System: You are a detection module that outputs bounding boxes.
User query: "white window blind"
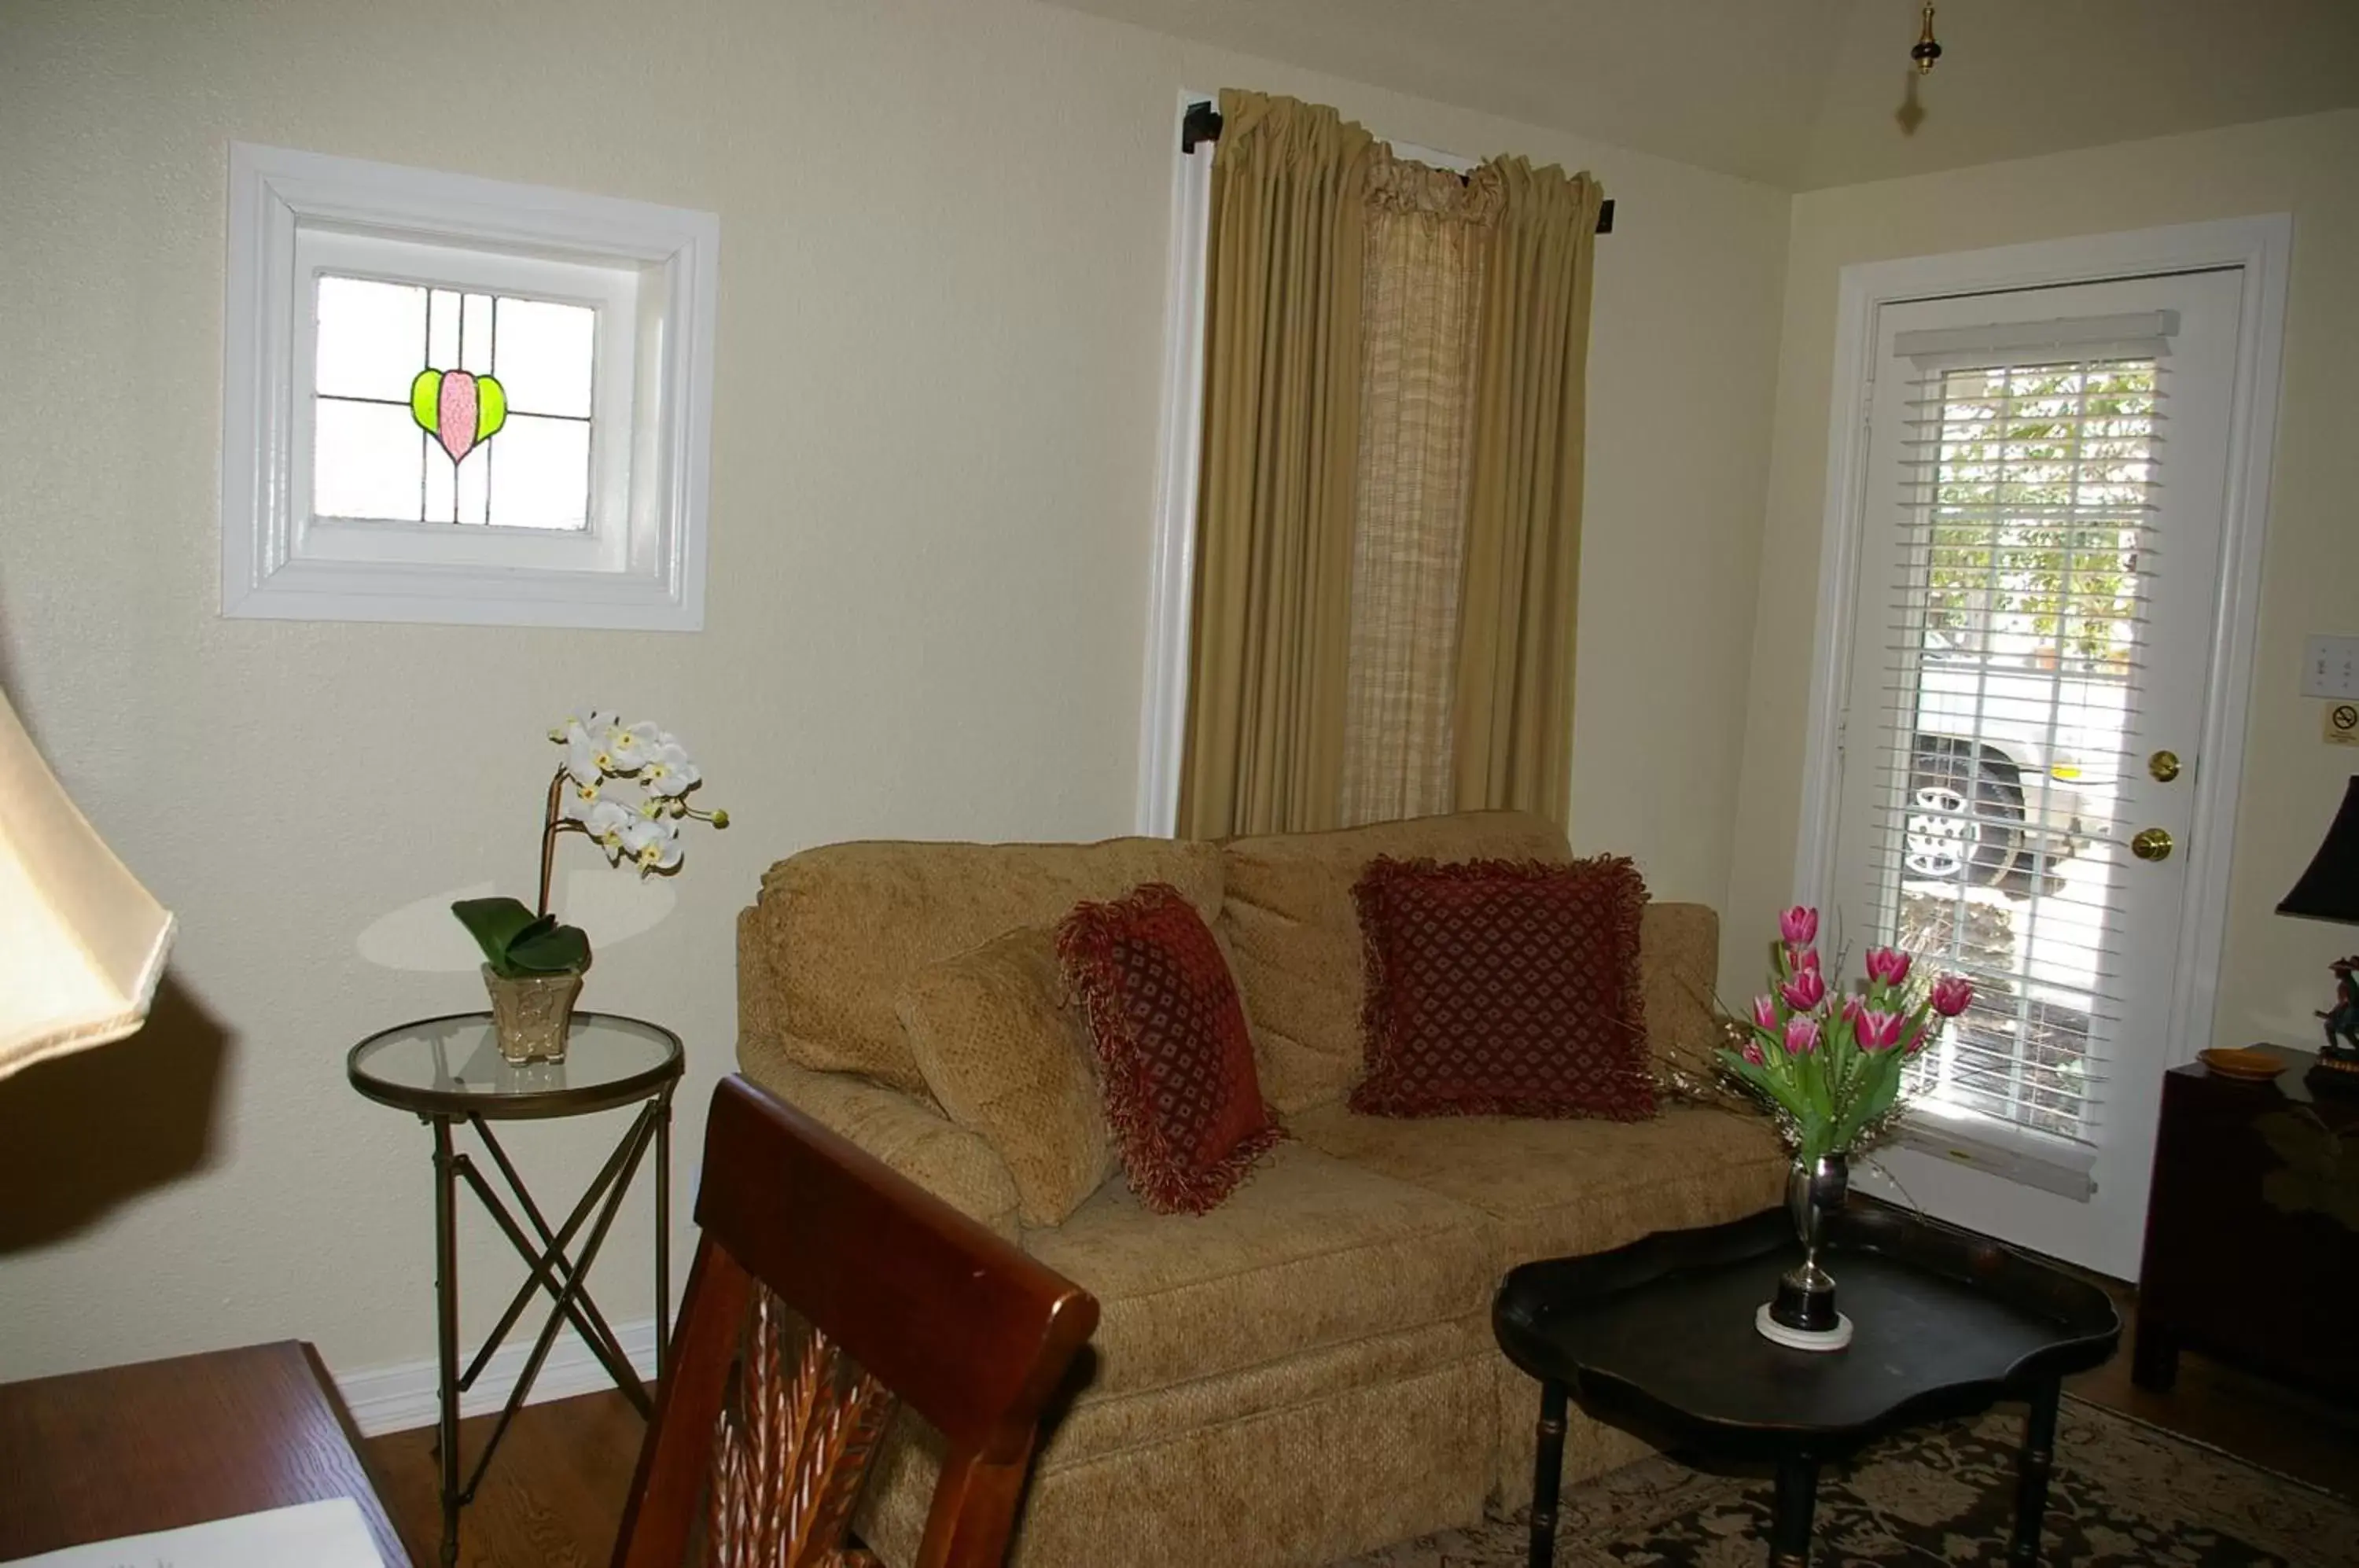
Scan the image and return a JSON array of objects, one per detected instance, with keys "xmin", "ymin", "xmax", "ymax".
[{"xmin": 1864, "ymin": 315, "xmax": 2173, "ymax": 1191}]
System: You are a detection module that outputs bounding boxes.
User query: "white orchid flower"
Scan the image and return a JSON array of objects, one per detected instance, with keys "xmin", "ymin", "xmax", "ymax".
[
  {"xmin": 562, "ymin": 769, "xmax": 643, "ymax": 826},
  {"xmin": 582, "ymin": 798, "xmax": 635, "ymax": 863},
  {"xmin": 560, "ymin": 775, "xmax": 600, "ymax": 824},
  {"xmin": 562, "ymin": 723, "xmax": 609, "ymax": 788},
  {"xmin": 535, "ymin": 711, "xmax": 719, "ymax": 886},
  {"xmin": 551, "ymin": 709, "xmax": 627, "ymax": 787},
  {"xmin": 548, "ymin": 707, "xmax": 613, "ymax": 744},
  {"xmin": 619, "ymin": 814, "xmax": 683, "ymax": 874},
  {"xmin": 639, "ymin": 737, "xmax": 702, "ymax": 798},
  {"xmin": 602, "ymin": 719, "xmax": 661, "ymax": 774}
]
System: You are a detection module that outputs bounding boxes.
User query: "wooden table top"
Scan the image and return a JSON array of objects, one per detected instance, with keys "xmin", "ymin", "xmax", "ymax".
[{"xmin": 0, "ymin": 1340, "xmax": 410, "ymax": 1566}]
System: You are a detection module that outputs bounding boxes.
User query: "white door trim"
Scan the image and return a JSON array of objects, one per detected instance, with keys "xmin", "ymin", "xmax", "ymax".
[
  {"xmin": 1793, "ymin": 215, "xmax": 2292, "ymax": 1080},
  {"xmin": 1135, "ymin": 91, "xmax": 1216, "ymax": 836}
]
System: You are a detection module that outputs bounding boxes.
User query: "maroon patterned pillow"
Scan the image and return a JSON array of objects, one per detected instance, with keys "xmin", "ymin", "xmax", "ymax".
[
  {"xmin": 1350, "ymin": 856, "xmax": 1655, "ymax": 1121},
  {"xmin": 1056, "ymin": 883, "xmax": 1285, "ymax": 1214}
]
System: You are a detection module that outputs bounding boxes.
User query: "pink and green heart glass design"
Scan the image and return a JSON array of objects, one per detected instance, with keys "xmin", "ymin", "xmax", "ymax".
[{"xmin": 410, "ymin": 368, "xmax": 508, "ymax": 463}]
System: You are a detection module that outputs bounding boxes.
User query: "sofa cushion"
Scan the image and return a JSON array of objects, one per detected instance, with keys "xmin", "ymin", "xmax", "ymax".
[
  {"xmin": 1217, "ymin": 810, "xmax": 1570, "ymax": 1113},
  {"xmin": 741, "ymin": 836, "xmax": 1224, "ymax": 1095},
  {"xmin": 1286, "ymin": 1099, "xmax": 1787, "ymax": 1270},
  {"xmin": 1056, "ymin": 883, "xmax": 1283, "ymax": 1215},
  {"xmin": 1351, "ymin": 855, "xmax": 1655, "ymax": 1121},
  {"xmin": 1023, "ymin": 1141, "xmax": 1493, "ymax": 1399},
  {"xmin": 897, "ymin": 923, "xmax": 1114, "ymax": 1228}
]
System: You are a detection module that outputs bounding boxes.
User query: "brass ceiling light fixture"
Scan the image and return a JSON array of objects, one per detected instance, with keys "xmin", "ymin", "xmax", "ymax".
[{"xmin": 1912, "ymin": 2, "xmax": 1944, "ymax": 73}]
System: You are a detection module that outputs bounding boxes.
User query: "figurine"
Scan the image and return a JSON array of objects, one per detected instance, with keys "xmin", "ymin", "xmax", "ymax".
[{"xmin": 2321, "ymin": 956, "xmax": 2359, "ymax": 1062}]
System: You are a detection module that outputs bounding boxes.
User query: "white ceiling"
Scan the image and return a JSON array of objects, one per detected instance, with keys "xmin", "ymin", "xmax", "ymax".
[{"xmin": 1042, "ymin": 0, "xmax": 2359, "ymax": 189}]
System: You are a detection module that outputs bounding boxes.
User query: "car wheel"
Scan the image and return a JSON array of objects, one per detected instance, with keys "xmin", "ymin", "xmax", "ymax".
[{"xmin": 1903, "ymin": 751, "xmax": 2023, "ymax": 886}]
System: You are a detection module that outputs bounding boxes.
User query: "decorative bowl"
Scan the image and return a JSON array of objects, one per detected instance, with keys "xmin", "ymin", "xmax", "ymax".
[{"xmin": 2198, "ymin": 1045, "xmax": 2287, "ymax": 1082}]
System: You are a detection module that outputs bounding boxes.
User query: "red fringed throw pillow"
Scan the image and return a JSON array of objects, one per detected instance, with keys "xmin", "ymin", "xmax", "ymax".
[
  {"xmin": 1350, "ymin": 856, "xmax": 1656, "ymax": 1121},
  {"xmin": 1056, "ymin": 882, "xmax": 1284, "ymax": 1214}
]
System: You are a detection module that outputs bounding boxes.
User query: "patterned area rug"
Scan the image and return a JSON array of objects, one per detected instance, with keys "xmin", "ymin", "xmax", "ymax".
[{"xmin": 1335, "ymin": 1398, "xmax": 2359, "ymax": 1566}]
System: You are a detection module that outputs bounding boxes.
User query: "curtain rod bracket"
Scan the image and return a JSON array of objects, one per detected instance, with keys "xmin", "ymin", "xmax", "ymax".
[
  {"xmin": 1181, "ymin": 101, "xmax": 1223, "ymax": 154},
  {"xmin": 1179, "ymin": 101, "xmax": 1614, "ymax": 234}
]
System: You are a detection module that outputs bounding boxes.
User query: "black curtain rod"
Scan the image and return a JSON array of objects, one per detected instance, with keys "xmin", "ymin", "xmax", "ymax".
[{"xmin": 1180, "ymin": 102, "xmax": 1614, "ymax": 235}]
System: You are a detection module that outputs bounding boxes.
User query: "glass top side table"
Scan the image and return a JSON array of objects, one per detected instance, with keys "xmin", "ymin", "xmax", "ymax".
[{"xmin": 348, "ymin": 1010, "xmax": 683, "ymax": 1566}]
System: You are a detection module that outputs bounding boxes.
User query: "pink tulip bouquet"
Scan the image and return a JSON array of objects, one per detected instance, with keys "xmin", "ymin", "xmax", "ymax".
[{"xmin": 1719, "ymin": 906, "xmax": 1975, "ymax": 1163}]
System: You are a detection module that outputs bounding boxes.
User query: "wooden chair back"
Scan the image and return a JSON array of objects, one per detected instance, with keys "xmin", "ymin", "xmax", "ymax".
[{"xmin": 612, "ymin": 1075, "xmax": 1099, "ymax": 1568}]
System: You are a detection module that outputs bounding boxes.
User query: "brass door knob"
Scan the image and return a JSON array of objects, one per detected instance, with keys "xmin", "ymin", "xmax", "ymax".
[
  {"xmin": 2131, "ymin": 827, "xmax": 2174, "ymax": 862},
  {"xmin": 2150, "ymin": 749, "xmax": 2181, "ymax": 783}
]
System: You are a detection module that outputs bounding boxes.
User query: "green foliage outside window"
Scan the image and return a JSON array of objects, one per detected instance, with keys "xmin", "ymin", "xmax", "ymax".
[{"xmin": 1919, "ymin": 361, "xmax": 2155, "ymax": 672}]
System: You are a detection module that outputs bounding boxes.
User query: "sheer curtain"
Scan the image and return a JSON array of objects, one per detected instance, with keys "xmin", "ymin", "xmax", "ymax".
[{"xmin": 1338, "ymin": 153, "xmax": 1501, "ymax": 826}]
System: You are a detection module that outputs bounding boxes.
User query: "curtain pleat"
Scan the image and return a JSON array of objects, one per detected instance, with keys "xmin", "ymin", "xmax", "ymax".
[
  {"xmin": 1452, "ymin": 157, "xmax": 1603, "ymax": 830},
  {"xmin": 1338, "ymin": 154, "xmax": 1500, "ymax": 827},
  {"xmin": 1176, "ymin": 90, "xmax": 1375, "ymax": 840}
]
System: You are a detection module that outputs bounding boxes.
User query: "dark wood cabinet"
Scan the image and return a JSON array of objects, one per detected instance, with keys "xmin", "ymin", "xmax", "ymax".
[{"xmin": 2134, "ymin": 1045, "xmax": 2359, "ymax": 1401}]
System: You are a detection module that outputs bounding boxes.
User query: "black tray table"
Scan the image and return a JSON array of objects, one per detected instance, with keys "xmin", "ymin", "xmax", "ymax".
[{"xmin": 1492, "ymin": 1204, "xmax": 2120, "ymax": 1566}]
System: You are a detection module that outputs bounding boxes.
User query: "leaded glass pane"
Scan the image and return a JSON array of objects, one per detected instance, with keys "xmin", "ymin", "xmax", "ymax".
[
  {"xmin": 427, "ymin": 288, "xmax": 462, "ymax": 367},
  {"xmin": 316, "ymin": 277, "xmax": 427, "ymax": 401},
  {"xmin": 315, "ymin": 399, "xmax": 424, "ymax": 521},
  {"xmin": 494, "ymin": 297, "xmax": 595, "ymax": 417},
  {"xmin": 488, "ymin": 414, "xmax": 592, "ymax": 530}
]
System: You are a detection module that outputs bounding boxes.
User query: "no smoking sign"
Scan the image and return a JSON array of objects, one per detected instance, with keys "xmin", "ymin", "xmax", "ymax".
[{"xmin": 2329, "ymin": 703, "xmax": 2359, "ymax": 746}]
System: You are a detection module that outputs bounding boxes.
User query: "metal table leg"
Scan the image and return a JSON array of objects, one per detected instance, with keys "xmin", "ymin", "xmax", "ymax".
[
  {"xmin": 655, "ymin": 1085, "xmax": 672, "ymax": 1383},
  {"xmin": 430, "ymin": 1116, "xmax": 462, "ymax": 1567},
  {"xmin": 421, "ymin": 1094, "xmax": 668, "ymax": 1566},
  {"xmin": 1527, "ymin": 1378, "xmax": 1569, "ymax": 1568},
  {"xmin": 2009, "ymin": 1378, "xmax": 2061, "ymax": 1566},
  {"xmin": 1768, "ymin": 1456, "xmax": 1818, "ymax": 1567}
]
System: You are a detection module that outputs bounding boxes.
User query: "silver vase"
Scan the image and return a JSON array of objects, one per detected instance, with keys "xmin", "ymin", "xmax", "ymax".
[{"xmin": 1770, "ymin": 1152, "xmax": 1849, "ymax": 1333}]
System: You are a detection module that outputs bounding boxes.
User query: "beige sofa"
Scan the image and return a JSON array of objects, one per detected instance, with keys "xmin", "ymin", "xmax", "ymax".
[{"xmin": 737, "ymin": 809, "xmax": 1784, "ymax": 1568}]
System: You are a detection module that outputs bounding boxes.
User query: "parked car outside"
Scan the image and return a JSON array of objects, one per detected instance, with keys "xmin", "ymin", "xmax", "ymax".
[{"xmin": 1903, "ymin": 637, "xmax": 2122, "ymax": 892}]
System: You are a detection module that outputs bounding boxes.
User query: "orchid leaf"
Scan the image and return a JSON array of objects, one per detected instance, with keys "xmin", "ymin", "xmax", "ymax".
[
  {"xmin": 507, "ymin": 921, "xmax": 591, "ymax": 974},
  {"xmin": 452, "ymin": 897, "xmax": 540, "ymax": 966},
  {"xmin": 451, "ymin": 896, "xmax": 591, "ymax": 977}
]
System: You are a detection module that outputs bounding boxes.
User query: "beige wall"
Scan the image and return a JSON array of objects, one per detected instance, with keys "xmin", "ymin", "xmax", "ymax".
[
  {"xmin": 1724, "ymin": 109, "xmax": 2359, "ymax": 1051},
  {"xmin": 0, "ymin": 0, "xmax": 1786, "ymax": 1383}
]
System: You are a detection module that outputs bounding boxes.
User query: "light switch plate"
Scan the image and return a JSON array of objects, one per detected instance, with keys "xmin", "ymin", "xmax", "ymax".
[{"xmin": 2302, "ymin": 635, "xmax": 2359, "ymax": 699}]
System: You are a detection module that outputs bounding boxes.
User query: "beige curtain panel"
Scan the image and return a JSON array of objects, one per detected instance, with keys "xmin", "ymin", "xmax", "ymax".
[
  {"xmin": 1176, "ymin": 90, "xmax": 1374, "ymax": 841},
  {"xmin": 1453, "ymin": 158, "xmax": 1604, "ymax": 829},
  {"xmin": 1338, "ymin": 153, "xmax": 1502, "ymax": 828},
  {"xmin": 1180, "ymin": 94, "xmax": 1602, "ymax": 839}
]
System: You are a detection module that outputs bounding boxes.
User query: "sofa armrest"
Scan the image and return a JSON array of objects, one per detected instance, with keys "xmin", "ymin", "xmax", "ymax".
[
  {"xmin": 1643, "ymin": 902, "xmax": 1725, "ymax": 1080},
  {"xmin": 736, "ymin": 1049, "xmax": 1023, "ymax": 1240}
]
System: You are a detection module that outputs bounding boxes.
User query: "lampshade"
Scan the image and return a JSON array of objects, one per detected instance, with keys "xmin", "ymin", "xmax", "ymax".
[
  {"xmin": 0, "ymin": 686, "xmax": 175, "ymax": 1080},
  {"xmin": 2278, "ymin": 775, "xmax": 2359, "ymax": 926}
]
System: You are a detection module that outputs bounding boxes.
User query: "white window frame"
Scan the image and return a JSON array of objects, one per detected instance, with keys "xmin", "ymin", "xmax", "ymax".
[
  {"xmin": 1135, "ymin": 91, "xmax": 1216, "ymax": 835},
  {"xmin": 222, "ymin": 142, "xmax": 719, "ymax": 630},
  {"xmin": 1793, "ymin": 216, "xmax": 2293, "ymax": 1157}
]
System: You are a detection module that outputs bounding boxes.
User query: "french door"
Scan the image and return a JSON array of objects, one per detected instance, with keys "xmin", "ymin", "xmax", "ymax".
[{"xmin": 1827, "ymin": 267, "xmax": 2244, "ymax": 1279}]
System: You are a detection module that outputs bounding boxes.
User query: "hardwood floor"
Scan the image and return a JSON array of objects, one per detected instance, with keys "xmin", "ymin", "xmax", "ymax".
[
  {"xmin": 364, "ymin": 1297, "xmax": 2359, "ymax": 1567},
  {"xmin": 2074, "ymin": 1279, "xmax": 2359, "ymax": 1500},
  {"xmin": 367, "ymin": 1390, "xmax": 645, "ymax": 1568}
]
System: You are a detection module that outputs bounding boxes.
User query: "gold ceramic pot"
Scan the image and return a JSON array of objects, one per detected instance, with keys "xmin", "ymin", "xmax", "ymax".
[{"xmin": 483, "ymin": 966, "xmax": 583, "ymax": 1064}]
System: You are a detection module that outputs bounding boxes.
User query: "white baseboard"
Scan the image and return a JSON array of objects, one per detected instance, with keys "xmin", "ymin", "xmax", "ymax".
[{"xmin": 335, "ymin": 1316, "xmax": 661, "ymax": 1437}]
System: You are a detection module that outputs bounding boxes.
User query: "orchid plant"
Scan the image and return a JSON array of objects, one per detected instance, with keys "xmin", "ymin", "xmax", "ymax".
[
  {"xmin": 451, "ymin": 711, "xmax": 728, "ymax": 978},
  {"xmin": 1717, "ymin": 906, "xmax": 1974, "ymax": 1163}
]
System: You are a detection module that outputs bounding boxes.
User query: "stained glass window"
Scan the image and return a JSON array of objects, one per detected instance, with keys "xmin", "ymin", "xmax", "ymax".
[{"xmin": 312, "ymin": 275, "xmax": 596, "ymax": 529}]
